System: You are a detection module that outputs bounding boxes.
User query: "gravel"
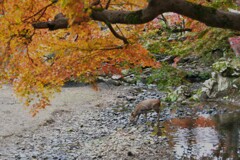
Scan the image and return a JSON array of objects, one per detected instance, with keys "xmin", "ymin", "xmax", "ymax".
[
  {"xmin": 0, "ymin": 83, "xmax": 174, "ymax": 160},
  {"xmin": 0, "ymin": 79, "xmax": 232, "ymax": 159}
]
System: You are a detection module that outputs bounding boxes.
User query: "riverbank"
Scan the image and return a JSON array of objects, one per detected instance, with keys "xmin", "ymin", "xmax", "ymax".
[
  {"xmin": 0, "ymin": 83, "xmax": 174, "ymax": 159},
  {"xmin": 0, "ymin": 69, "xmax": 239, "ymax": 159}
]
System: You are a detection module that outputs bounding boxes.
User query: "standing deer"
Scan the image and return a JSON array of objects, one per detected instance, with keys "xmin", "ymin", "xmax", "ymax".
[{"xmin": 129, "ymin": 99, "xmax": 161, "ymax": 124}]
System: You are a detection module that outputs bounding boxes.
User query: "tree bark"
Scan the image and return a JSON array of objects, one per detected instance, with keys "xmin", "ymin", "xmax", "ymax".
[{"xmin": 32, "ymin": 0, "xmax": 240, "ymax": 31}]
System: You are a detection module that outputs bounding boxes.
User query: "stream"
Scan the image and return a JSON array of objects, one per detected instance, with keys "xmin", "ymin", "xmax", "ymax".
[{"xmin": 162, "ymin": 105, "xmax": 240, "ymax": 159}]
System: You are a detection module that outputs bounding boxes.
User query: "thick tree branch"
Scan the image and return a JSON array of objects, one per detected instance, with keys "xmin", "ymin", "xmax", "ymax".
[
  {"xmin": 32, "ymin": 0, "xmax": 240, "ymax": 31},
  {"xmin": 168, "ymin": 0, "xmax": 240, "ymax": 30},
  {"xmin": 32, "ymin": 13, "xmax": 68, "ymax": 30},
  {"xmin": 91, "ymin": 0, "xmax": 240, "ymax": 30},
  {"xmin": 91, "ymin": 7, "xmax": 159, "ymax": 24}
]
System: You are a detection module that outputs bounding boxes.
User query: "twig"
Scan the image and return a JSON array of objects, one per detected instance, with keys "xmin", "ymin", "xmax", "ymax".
[
  {"xmin": 105, "ymin": 0, "xmax": 111, "ymax": 9},
  {"xmin": 99, "ymin": 45, "xmax": 124, "ymax": 50},
  {"xmin": 35, "ymin": 7, "xmax": 48, "ymax": 22},
  {"xmin": 23, "ymin": 2, "xmax": 56, "ymax": 22},
  {"xmin": 104, "ymin": 21, "xmax": 129, "ymax": 44},
  {"xmin": 159, "ymin": 14, "xmax": 169, "ymax": 28},
  {"xmin": 115, "ymin": 24, "xmax": 125, "ymax": 37},
  {"xmin": 171, "ymin": 28, "xmax": 192, "ymax": 33},
  {"xmin": 25, "ymin": 45, "xmax": 38, "ymax": 67}
]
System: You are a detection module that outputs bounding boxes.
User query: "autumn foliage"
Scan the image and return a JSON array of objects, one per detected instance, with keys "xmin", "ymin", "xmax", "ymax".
[
  {"xmin": 0, "ymin": 0, "xmax": 159, "ymax": 115},
  {"xmin": 0, "ymin": 0, "xmax": 239, "ymax": 115}
]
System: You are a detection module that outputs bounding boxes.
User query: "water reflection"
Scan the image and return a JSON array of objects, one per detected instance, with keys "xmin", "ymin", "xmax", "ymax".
[{"xmin": 163, "ymin": 112, "xmax": 240, "ymax": 159}]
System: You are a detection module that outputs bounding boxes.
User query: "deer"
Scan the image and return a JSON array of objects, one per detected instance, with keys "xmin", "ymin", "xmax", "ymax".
[{"xmin": 129, "ymin": 99, "xmax": 161, "ymax": 124}]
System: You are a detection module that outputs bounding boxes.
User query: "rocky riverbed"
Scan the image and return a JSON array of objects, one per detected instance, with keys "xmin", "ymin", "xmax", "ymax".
[
  {"xmin": 0, "ymin": 83, "xmax": 175, "ymax": 160},
  {"xmin": 1, "ymin": 80, "xmax": 239, "ymax": 159},
  {"xmin": 1, "ymin": 54, "xmax": 240, "ymax": 159}
]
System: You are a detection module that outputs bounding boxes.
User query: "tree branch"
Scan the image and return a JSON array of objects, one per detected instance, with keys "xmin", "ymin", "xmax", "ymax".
[
  {"xmin": 32, "ymin": 13, "xmax": 68, "ymax": 30},
  {"xmin": 105, "ymin": 0, "xmax": 111, "ymax": 9},
  {"xmin": 104, "ymin": 22, "xmax": 129, "ymax": 44},
  {"xmin": 168, "ymin": 0, "xmax": 240, "ymax": 31},
  {"xmin": 23, "ymin": 1, "xmax": 56, "ymax": 23},
  {"xmin": 91, "ymin": 0, "xmax": 240, "ymax": 30},
  {"xmin": 32, "ymin": 0, "xmax": 240, "ymax": 31}
]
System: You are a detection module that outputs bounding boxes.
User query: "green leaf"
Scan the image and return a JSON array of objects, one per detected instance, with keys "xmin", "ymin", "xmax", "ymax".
[
  {"xmin": 51, "ymin": 0, "xmax": 58, "ymax": 3},
  {"xmin": 61, "ymin": 0, "xmax": 68, "ymax": 7}
]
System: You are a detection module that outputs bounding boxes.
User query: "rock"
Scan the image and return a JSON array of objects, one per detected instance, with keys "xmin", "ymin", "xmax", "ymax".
[
  {"xmin": 123, "ymin": 75, "xmax": 136, "ymax": 84},
  {"xmin": 127, "ymin": 151, "xmax": 134, "ymax": 156},
  {"xmin": 167, "ymin": 34, "xmax": 178, "ymax": 42},
  {"xmin": 202, "ymin": 76, "xmax": 218, "ymax": 98},
  {"xmin": 213, "ymin": 59, "xmax": 240, "ymax": 77},
  {"xmin": 126, "ymin": 96, "xmax": 136, "ymax": 101},
  {"xmin": 121, "ymin": 69, "xmax": 130, "ymax": 76},
  {"xmin": 112, "ymin": 74, "xmax": 122, "ymax": 80},
  {"xmin": 97, "ymin": 76, "xmax": 122, "ymax": 86},
  {"xmin": 201, "ymin": 59, "xmax": 240, "ymax": 98},
  {"xmin": 171, "ymin": 85, "xmax": 189, "ymax": 102},
  {"xmin": 160, "ymin": 55, "xmax": 177, "ymax": 64},
  {"xmin": 142, "ymin": 68, "xmax": 152, "ymax": 74},
  {"xmin": 217, "ymin": 74, "xmax": 230, "ymax": 91},
  {"xmin": 212, "ymin": 49, "xmax": 224, "ymax": 60}
]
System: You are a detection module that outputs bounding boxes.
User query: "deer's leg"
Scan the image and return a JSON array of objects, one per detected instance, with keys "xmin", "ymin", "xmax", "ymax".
[
  {"xmin": 135, "ymin": 114, "xmax": 140, "ymax": 123},
  {"xmin": 144, "ymin": 113, "xmax": 148, "ymax": 122},
  {"xmin": 156, "ymin": 110, "xmax": 162, "ymax": 135},
  {"xmin": 157, "ymin": 112, "xmax": 160, "ymax": 122}
]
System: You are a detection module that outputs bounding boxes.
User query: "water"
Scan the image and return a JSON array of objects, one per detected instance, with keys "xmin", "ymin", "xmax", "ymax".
[{"xmin": 163, "ymin": 111, "xmax": 240, "ymax": 159}]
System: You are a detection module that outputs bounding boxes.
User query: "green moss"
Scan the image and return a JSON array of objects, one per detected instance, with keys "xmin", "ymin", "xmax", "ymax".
[
  {"xmin": 210, "ymin": 0, "xmax": 238, "ymax": 10},
  {"xmin": 147, "ymin": 63, "xmax": 186, "ymax": 91},
  {"xmin": 186, "ymin": 71, "xmax": 211, "ymax": 81},
  {"xmin": 212, "ymin": 61, "xmax": 229, "ymax": 72},
  {"xmin": 147, "ymin": 42, "xmax": 164, "ymax": 54}
]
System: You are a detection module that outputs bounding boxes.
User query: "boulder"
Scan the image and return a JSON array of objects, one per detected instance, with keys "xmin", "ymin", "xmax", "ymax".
[{"xmin": 201, "ymin": 59, "xmax": 240, "ymax": 98}]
